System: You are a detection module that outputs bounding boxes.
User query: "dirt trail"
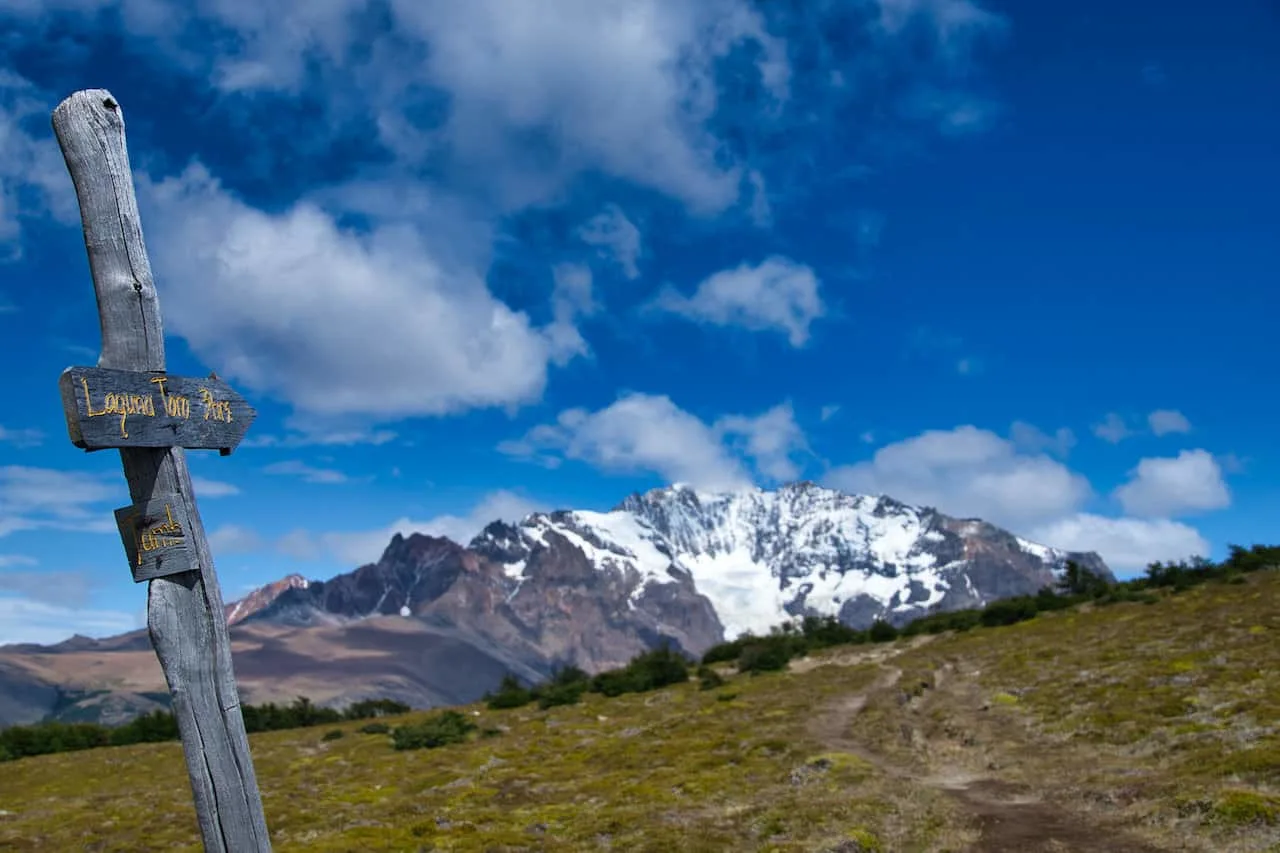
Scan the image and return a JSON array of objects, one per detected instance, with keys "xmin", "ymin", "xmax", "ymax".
[{"xmin": 806, "ymin": 649, "xmax": 1166, "ymax": 853}]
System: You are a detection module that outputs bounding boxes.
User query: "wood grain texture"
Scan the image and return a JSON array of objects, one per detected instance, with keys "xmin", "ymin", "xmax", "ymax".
[
  {"xmin": 52, "ymin": 89, "xmax": 271, "ymax": 852},
  {"xmin": 60, "ymin": 366, "xmax": 256, "ymax": 452}
]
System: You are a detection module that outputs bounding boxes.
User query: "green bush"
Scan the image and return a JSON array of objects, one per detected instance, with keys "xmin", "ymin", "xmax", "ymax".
[
  {"xmin": 537, "ymin": 680, "xmax": 587, "ymax": 709},
  {"xmin": 589, "ymin": 644, "xmax": 691, "ymax": 697},
  {"xmin": 391, "ymin": 710, "xmax": 477, "ymax": 751},
  {"xmin": 343, "ymin": 698, "xmax": 410, "ymax": 720},
  {"xmin": 701, "ymin": 638, "xmax": 746, "ymax": 665},
  {"xmin": 321, "ymin": 729, "xmax": 344, "ymax": 741},
  {"xmin": 979, "ymin": 596, "xmax": 1039, "ymax": 627},
  {"xmin": 697, "ymin": 664, "xmax": 725, "ymax": 690},
  {"xmin": 358, "ymin": 722, "xmax": 390, "ymax": 735},
  {"xmin": 737, "ymin": 640, "xmax": 793, "ymax": 674},
  {"xmin": 800, "ymin": 615, "xmax": 866, "ymax": 648},
  {"xmin": 868, "ymin": 619, "xmax": 899, "ymax": 643},
  {"xmin": 485, "ymin": 674, "xmax": 535, "ymax": 710}
]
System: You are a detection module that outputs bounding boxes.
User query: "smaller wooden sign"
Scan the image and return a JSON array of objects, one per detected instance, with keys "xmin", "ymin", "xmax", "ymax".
[
  {"xmin": 115, "ymin": 497, "xmax": 197, "ymax": 583},
  {"xmin": 59, "ymin": 366, "xmax": 256, "ymax": 453}
]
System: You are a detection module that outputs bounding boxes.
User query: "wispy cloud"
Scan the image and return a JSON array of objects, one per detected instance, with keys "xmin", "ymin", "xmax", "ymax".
[
  {"xmin": 0, "ymin": 466, "xmax": 118, "ymax": 538},
  {"xmin": 263, "ymin": 460, "xmax": 349, "ymax": 485},
  {"xmin": 0, "ymin": 425, "xmax": 43, "ymax": 448}
]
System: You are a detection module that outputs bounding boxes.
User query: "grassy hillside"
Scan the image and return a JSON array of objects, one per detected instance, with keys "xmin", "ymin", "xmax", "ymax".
[{"xmin": 1, "ymin": 569, "xmax": 1278, "ymax": 852}]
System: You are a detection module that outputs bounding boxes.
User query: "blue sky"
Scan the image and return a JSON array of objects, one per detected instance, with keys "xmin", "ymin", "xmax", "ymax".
[{"xmin": 1, "ymin": 0, "xmax": 1276, "ymax": 644}]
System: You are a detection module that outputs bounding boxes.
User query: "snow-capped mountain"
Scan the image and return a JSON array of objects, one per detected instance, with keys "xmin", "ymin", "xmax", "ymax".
[
  {"xmin": 0, "ymin": 482, "xmax": 1113, "ymax": 728},
  {"xmin": 469, "ymin": 481, "xmax": 1112, "ymax": 639}
]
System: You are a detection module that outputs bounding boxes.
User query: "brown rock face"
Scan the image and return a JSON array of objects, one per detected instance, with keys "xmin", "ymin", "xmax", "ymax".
[{"xmin": 225, "ymin": 574, "xmax": 311, "ymax": 625}]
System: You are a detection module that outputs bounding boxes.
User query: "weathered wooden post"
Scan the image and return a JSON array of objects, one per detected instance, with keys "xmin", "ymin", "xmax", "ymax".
[{"xmin": 51, "ymin": 89, "xmax": 272, "ymax": 852}]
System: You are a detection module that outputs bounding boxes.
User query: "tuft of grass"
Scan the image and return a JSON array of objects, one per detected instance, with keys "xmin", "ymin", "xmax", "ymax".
[{"xmin": 1210, "ymin": 790, "xmax": 1280, "ymax": 826}]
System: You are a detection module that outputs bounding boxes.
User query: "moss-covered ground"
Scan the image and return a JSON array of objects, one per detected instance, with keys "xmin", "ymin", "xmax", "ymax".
[{"xmin": 1, "ymin": 570, "xmax": 1278, "ymax": 852}]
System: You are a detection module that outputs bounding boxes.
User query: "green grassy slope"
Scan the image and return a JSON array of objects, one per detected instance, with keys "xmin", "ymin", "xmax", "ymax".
[{"xmin": 0, "ymin": 569, "xmax": 1277, "ymax": 852}]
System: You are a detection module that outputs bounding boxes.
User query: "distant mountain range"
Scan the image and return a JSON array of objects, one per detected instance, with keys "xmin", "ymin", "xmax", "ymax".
[{"xmin": 0, "ymin": 482, "xmax": 1110, "ymax": 728}]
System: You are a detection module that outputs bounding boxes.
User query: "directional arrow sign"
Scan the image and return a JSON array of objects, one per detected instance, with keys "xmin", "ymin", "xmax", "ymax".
[{"xmin": 59, "ymin": 366, "xmax": 256, "ymax": 453}]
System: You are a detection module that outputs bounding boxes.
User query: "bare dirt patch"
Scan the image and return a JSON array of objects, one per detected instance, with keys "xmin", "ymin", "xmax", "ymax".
[{"xmin": 810, "ymin": 650, "xmax": 1169, "ymax": 852}]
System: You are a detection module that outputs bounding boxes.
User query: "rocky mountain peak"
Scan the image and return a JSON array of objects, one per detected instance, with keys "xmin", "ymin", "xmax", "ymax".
[{"xmin": 225, "ymin": 573, "xmax": 311, "ymax": 626}]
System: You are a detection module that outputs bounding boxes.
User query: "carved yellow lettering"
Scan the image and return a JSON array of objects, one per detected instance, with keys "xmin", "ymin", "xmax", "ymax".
[
  {"xmin": 199, "ymin": 388, "xmax": 234, "ymax": 423},
  {"xmin": 164, "ymin": 394, "xmax": 191, "ymax": 419},
  {"xmin": 133, "ymin": 505, "xmax": 184, "ymax": 565},
  {"xmin": 81, "ymin": 377, "xmax": 108, "ymax": 417}
]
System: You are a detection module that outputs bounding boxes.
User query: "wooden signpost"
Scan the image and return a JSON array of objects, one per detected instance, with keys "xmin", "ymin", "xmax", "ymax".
[{"xmin": 52, "ymin": 90, "xmax": 272, "ymax": 852}]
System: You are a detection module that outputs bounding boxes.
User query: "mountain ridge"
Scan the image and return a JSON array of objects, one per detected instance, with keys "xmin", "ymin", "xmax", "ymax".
[{"xmin": 0, "ymin": 482, "xmax": 1109, "ymax": 728}]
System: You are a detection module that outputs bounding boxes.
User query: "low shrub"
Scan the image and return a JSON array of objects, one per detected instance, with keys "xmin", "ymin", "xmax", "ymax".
[{"xmin": 391, "ymin": 710, "xmax": 477, "ymax": 751}]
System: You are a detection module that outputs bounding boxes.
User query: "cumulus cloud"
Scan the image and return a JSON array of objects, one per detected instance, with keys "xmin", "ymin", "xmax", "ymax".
[
  {"xmin": 654, "ymin": 256, "xmax": 824, "ymax": 346},
  {"xmin": 501, "ymin": 393, "xmax": 810, "ymax": 491},
  {"xmin": 504, "ymin": 393, "xmax": 752, "ymax": 491},
  {"xmin": 546, "ymin": 262, "xmax": 598, "ymax": 365},
  {"xmin": 821, "ymin": 422, "xmax": 1232, "ymax": 576},
  {"xmin": 1027, "ymin": 514, "xmax": 1209, "ymax": 574},
  {"xmin": 825, "ymin": 426, "xmax": 1092, "ymax": 530},
  {"xmin": 138, "ymin": 164, "xmax": 580, "ymax": 420},
  {"xmin": 1113, "ymin": 450, "xmax": 1230, "ymax": 518},
  {"xmin": 1148, "ymin": 409, "xmax": 1192, "ymax": 436},
  {"xmin": 578, "ymin": 205, "xmax": 642, "ymax": 279},
  {"xmin": 718, "ymin": 402, "xmax": 809, "ymax": 483}
]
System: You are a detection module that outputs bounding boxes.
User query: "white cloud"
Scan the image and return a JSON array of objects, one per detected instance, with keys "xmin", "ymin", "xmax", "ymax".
[
  {"xmin": 1113, "ymin": 450, "xmax": 1230, "ymax": 518},
  {"xmin": 820, "ymin": 405, "xmax": 841, "ymax": 422},
  {"xmin": 505, "ymin": 393, "xmax": 752, "ymax": 491},
  {"xmin": 138, "ymin": 164, "xmax": 581, "ymax": 420},
  {"xmin": 0, "ymin": 595, "xmax": 140, "ymax": 646},
  {"xmin": 243, "ymin": 429, "xmax": 398, "ymax": 449},
  {"xmin": 1092, "ymin": 412, "xmax": 1133, "ymax": 444},
  {"xmin": 503, "ymin": 394, "xmax": 811, "ymax": 489},
  {"xmin": 718, "ymin": 402, "xmax": 808, "ymax": 482},
  {"xmin": 0, "ymin": 426, "xmax": 43, "ymax": 448},
  {"xmin": 263, "ymin": 460, "xmax": 349, "ymax": 485},
  {"xmin": 822, "ymin": 422, "xmax": 1228, "ymax": 577},
  {"xmin": 654, "ymin": 256, "xmax": 824, "ymax": 346},
  {"xmin": 0, "ymin": 466, "xmax": 119, "ymax": 537},
  {"xmin": 545, "ymin": 262, "xmax": 598, "ymax": 365},
  {"xmin": 0, "ymin": 71, "xmax": 79, "ymax": 260},
  {"xmin": 578, "ymin": 204, "xmax": 641, "ymax": 279},
  {"xmin": 1028, "ymin": 514, "xmax": 1209, "ymax": 575},
  {"xmin": 1009, "ymin": 421, "xmax": 1076, "ymax": 458},
  {"xmin": 208, "ymin": 523, "xmax": 265, "ymax": 555},
  {"xmin": 1148, "ymin": 409, "xmax": 1191, "ymax": 436},
  {"xmin": 278, "ymin": 490, "xmax": 544, "ymax": 566},
  {"xmin": 191, "ymin": 477, "xmax": 240, "ymax": 498},
  {"xmin": 824, "ymin": 425, "xmax": 1092, "ymax": 530}
]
